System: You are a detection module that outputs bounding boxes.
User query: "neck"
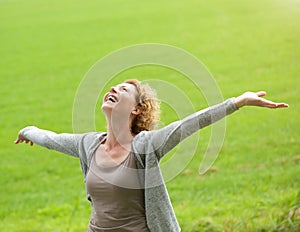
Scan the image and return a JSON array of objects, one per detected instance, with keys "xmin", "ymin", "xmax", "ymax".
[{"xmin": 104, "ymin": 114, "xmax": 134, "ymax": 151}]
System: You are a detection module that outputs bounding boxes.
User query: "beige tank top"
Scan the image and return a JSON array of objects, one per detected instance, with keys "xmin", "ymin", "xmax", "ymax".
[{"xmin": 86, "ymin": 151, "xmax": 149, "ymax": 231}]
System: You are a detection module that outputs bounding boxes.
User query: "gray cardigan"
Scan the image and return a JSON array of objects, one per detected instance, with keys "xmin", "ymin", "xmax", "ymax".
[{"xmin": 21, "ymin": 98, "xmax": 238, "ymax": 231}]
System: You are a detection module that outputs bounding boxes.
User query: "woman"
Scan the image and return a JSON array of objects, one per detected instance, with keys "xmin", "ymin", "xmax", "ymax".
[{"xmin": 15, "ymin": 79, "xmax": 288, "ymax": 231}]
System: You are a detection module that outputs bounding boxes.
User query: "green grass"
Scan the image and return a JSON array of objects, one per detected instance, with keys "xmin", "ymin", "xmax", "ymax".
[{"xmin": 1, "ymin": 0, "xmax": 299, "ymax": 231}]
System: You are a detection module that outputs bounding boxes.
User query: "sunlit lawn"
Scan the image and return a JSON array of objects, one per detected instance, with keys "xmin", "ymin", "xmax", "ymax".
[{"xmin": 0, "ymin": 0, "xmax": 299, "ymax": 231}]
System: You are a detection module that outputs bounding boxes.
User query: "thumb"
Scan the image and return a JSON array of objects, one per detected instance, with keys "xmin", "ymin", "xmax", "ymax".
[{"xmin": 256, "ymin": 91, "xmax": 266, "ymax": 97}]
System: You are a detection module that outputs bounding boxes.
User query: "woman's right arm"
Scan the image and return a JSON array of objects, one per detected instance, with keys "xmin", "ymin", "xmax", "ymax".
[{"xmin": 15, "ymin": 126, "xmax": 82, "ymax": 158}]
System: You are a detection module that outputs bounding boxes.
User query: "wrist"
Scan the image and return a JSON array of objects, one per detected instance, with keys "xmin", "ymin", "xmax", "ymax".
[{"xmin": 234, "ymin": 96, "xmax": 245, "ymax": 109}]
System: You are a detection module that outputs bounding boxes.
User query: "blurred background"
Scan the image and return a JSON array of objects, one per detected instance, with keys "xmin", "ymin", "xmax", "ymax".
[{"xmin": 0, "ymin": 0, "xmax": 299, "ymax": 231}]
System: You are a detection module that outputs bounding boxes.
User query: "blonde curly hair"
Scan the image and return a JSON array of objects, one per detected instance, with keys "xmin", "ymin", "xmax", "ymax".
[{"xmin": 125, "ymin": 79, "xmax": 160, "ymax": 135}]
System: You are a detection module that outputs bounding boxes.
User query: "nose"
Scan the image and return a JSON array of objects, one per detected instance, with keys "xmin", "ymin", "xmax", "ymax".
[{"xmin": 110, "ymin": 86, "xmax": 117, "ymax": 93}]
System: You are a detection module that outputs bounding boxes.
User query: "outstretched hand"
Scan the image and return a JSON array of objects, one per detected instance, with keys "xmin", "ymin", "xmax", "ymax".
[
  {"xmin": 234, "ymin": 91, "xmax": 289, "ymax": 109},
  {"xmin": 14, "ymin": 132, "xmax": 34, "ymax": 146}
]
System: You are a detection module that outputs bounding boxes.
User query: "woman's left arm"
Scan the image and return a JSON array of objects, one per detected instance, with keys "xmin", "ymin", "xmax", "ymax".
[{"xmin": 149, "ymin": 91, "xmax": 288, "ymax": 160}]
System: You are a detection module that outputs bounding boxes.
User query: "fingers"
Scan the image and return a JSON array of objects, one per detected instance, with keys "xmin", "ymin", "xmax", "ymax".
[
  {"xmin": 274, "ymin": 103, "xmax": 289, "ymax": 108},
  {"xmin": 14, "ymin": 137, "xmax": 34, "ymax": 146},
  {"xmin": 260, "ymin": 100, "xmax": 278, "ymax": 108},
  {"xmin": 260, "ymin": 99, "xmax": 289, "ymax": 108},
  {"xmin": 254, "ymin": 91, "xmax": 289, "ymax": 109},
  {"xmin": 14, "ymin": 137, "xmax": 24, "ymax": 144}
]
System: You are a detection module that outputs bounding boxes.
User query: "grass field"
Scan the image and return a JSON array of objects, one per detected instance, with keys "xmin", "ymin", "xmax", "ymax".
[{"xmin": 1, "ymin": 0, "xmax": 299, "ymax": 231}]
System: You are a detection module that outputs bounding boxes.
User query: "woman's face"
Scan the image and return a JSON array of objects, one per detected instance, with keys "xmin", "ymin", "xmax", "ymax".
[{"xmin": 102, "ymin": 83, "xmax": 139, "ymax": 116}]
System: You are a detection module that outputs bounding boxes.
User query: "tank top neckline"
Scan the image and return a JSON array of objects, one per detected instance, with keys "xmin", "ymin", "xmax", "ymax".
[{"xmin": 92, "ymin": 150, "xmax": 133, "ymax": 171}]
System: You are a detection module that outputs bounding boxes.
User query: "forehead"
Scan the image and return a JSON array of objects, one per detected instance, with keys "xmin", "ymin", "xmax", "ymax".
[{"xmin": 117, "ymin": 83, "xmax": 137, "ymax": 92}]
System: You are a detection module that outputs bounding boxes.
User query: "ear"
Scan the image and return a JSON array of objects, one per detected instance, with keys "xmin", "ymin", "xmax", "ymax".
[{"xmin": 131, "ymin": 106, "xmax": 141, "ymax": 115}]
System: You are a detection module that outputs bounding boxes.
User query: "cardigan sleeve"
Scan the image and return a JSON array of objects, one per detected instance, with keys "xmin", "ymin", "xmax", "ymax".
[
  {"xmin": 20, "ymin": 126, "xmax": 83, "ymax": 158},
  {"xmin": 147, "ymin": 98, "xmax": 238, "ymax": 160}
]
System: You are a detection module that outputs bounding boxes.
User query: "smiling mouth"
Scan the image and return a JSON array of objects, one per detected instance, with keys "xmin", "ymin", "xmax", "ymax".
[{"xmin": 106, "ymin": 95, "xmax": 118, "ymax": 103}]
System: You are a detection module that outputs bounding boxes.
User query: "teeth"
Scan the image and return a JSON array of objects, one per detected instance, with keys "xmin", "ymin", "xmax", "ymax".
[{"xmin": 107, "ymin": 95, "xmax": 117, "ymax": 102}]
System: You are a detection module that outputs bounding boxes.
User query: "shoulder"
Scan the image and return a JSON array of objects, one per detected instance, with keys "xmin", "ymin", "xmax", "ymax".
[
  {"xmin": 79, "ymin": 131, "xmax": 106, "ymax": 144},
  {"xmin": 132, "ymin": 130, "xmax": 155, "ymax": 153},
  {"xmin": 77, "ymin": 131, "xmax": 107, "ymax": 162},
  {"xmin": 133, "ymin": 131, "xmax": 150, "ymax": 144}
]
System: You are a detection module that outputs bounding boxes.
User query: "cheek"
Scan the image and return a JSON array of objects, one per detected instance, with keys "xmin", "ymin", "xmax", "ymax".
[
  {"xmin": 118, "ymin": 96, "xmax": 136, "ymax": 110},
  {"xmin": 103, "ymin": 93, "xmax": 109, "ymax": 102},
  {"xmin": 121, "ymin": 93, "xmax": 136, "ymax": 103}
]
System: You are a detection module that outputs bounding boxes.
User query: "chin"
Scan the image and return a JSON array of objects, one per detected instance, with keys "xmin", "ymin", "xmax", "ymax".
[{"xmin": 101, "ymin": 103, "xmax": 113, "ymax": 112}]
